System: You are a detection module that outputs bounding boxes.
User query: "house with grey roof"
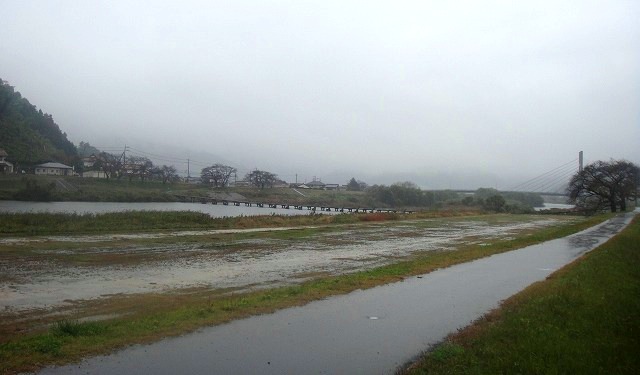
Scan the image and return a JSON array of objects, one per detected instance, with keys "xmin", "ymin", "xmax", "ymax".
[
  {"xmin": 306, "ymin": 179, "xmax": 326, "ymax": 189},
  {"xmin": 35, "ymin": 162, "xmax": 73, "ymax": 176},
  {"xmin": 0, "ymin": 149, "xmax": 13, "ymax": 174}
]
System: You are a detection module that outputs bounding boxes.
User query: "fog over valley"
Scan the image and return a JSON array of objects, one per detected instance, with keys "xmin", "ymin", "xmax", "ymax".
[{"xmin": 1, "ymin": 0, "xmax": 638, "ymax": 188}]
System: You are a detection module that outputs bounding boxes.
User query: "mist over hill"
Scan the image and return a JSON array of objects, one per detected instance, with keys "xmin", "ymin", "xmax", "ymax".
[
  {"xmin": 0, "ymin": 79, "xmax": 572, "ymax": 190},
  {"xmin": 0, "ymin": 79, "xmax": 78, "ymax": 169}
]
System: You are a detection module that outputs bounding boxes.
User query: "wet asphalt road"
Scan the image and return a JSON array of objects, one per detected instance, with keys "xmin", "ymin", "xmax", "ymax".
[{"xmin": 39, "ymin": 212, "xmax": 636, "ymax": 375}]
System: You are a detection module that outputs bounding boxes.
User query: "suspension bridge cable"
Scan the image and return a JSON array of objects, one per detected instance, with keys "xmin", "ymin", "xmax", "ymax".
[
  {"xmin": 531, "ymin": 168, "xmax": 577, "ymax": 193},
  {"xmin": 509, "ymin": 159, "xmax": 578, "ymax": 191},
  {"xmin": 522, "ymin": 170, "xmax": 576, "ymax": 194},
  {"xmin": 519, "ymin": 164, "xmax": 578, "ymax": 192},
  {"xmin": 510, "ymin": 160, "xmax": 577, "ymax": 191}
]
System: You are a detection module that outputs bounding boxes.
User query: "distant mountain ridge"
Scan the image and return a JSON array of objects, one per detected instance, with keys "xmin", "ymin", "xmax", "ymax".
[{"xmin": 0, "ymin": 78, "xmax": 78, "ymax": 170}]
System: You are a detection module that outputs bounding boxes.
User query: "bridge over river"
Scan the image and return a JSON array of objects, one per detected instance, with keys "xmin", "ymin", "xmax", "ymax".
[{"xmin": 172, "ymin": 194, "xmax": 415, "ymax": 214}]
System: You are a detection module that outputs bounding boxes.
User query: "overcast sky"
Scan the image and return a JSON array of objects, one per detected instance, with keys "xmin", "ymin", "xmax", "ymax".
[{"xmin": 1, "ymin": 0, "xmax": 638, "ymax": 188}]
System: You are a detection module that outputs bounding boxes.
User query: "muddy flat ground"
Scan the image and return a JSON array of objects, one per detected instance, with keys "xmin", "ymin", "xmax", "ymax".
[
  {"xmin": 37, "ymin": 213, "xmax": 636, "ymax": 375},
  {"xmin": 0, "ymin": 215, "xmax": 576, "ymax": 334}
]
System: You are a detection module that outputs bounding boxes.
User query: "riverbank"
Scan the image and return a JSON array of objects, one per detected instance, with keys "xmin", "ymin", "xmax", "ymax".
[
  {"xmin": 402, "ymin": 214, "xmax": 640, "ymax": 374},
  {"xmin": 0, "ymin": 209, "xmax": 483, "ymax": 236},
  {"xmin": 0, "ymin": 175, "xmax": 375, "ymax": 208},
  {"xmin": 1, "ymin": 175, "xmax": 550, "ymax": 213},
  {"xmin": 0, "ymin": 214, "xmax": 609, "ymax": 374}
]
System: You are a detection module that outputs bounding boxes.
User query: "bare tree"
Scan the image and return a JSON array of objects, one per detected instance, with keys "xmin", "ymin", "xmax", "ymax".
[
  {"xmin": 94, "ymin": 152, "xmax": 122, "ymax": 180},
  {"xmin": 201, "ymin": 164, "xmax": 237, "ymax": 187},
  {"xmin": 245, "ymin": 169, "xmax": 277, "ymax": 189},
  {"xmin": 567, "ymin": 159, "xmax": 639, "ymax": 213},
  {"xmin": 125, "ymin": 156, "xmax": 154, "ymax": 182},
  {"xmin": 152, "ymin": 165, "xmax": 179, "ymax": 184}
]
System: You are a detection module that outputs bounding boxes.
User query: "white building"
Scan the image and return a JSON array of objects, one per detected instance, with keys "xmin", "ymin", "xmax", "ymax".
[
  {"xmin": 0, "ymin": 149, "xmax": 13, "ymax": 174},
  {"xmin": 82, "ymin": 170, "xmax": 107, "ymax": 178},
  {"xmin": 35, "ymin": 162, "xmax": 73, "ymax": 176}
]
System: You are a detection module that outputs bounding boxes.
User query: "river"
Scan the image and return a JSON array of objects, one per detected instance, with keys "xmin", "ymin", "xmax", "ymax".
[
  {"xmin": 0, "ymin": 201, "xmax": 573, "ymax": 216},
  {"xmin": 37, "ymin": 211, "xmax": 637, "ymax": 374},
  {"xmin": 0, "ymin": 200, "xmax": 327, "ymax": 217},
  {"xmin": 534, "ymin": 202, "xmax": 575, "ymax": 211}
]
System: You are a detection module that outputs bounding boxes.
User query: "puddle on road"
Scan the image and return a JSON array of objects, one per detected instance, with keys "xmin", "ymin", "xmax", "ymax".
[{"xmin": 1, "ymin": 217, "xmax": 572, "ymax": 311}]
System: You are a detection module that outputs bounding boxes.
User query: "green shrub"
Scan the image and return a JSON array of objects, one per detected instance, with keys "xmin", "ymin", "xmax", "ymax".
[{"xmin": 51, "ymin": 320, "xmax": 107, "ymax": 337}]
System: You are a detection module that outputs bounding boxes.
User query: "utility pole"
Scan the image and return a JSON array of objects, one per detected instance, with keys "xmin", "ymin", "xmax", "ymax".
[
  {"xmin": 579, "ymin": 151, "xmax": 583, "ymax": 172},
  {"xmin": 121, "ymin": 145, "xmax": 128, "ymax": 164},
  {"xmin": 187, "ymin": 158, "xmax": 190, "ymax": 178}
]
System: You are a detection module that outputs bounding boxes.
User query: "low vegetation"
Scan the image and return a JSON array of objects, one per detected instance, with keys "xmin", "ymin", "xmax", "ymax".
[
  {"xmin": 11, "ymin": 178, "xmax": 56, "ymax": 201},
  {"xmin": 0, "ymin": 209, "xmax": 484, "ymax": 237},
  {"xmin": 0, "ymin": 211, "xmax": 214, "ymax": 236},
  {"xmin": 0, "ymin": 175, "xmax": 181, "ymax": 202},
  {"xmin": 0, "ymin": 214, "xmax": 609, "ymax": 374},
  {"xmin": 402, "ymin": 216, "xmax": 640, "ymax": 374}
]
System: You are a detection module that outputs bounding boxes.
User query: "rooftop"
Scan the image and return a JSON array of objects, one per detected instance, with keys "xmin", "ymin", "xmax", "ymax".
[{"xmin": 37, "ymin": 162, "xmax": 73, "ymax": 169}]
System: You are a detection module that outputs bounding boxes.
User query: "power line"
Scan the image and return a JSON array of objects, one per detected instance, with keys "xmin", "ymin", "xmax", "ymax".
[
  {"xmin": 126, "ymin": 151, "xmax": 188, "ymax": 165},
  {"xmin": 127, "ymin": 148, "xmax": 189, "ymax": 163}
]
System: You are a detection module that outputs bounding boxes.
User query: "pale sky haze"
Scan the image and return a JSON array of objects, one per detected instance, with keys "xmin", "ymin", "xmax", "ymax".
[{"xmin": 1, "ymin": 0, "xmax": 638, "ymax": 188}]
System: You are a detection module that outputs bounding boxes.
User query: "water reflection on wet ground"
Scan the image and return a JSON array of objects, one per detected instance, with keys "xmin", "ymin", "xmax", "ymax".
[
  {"xmin": 38, "ymin": 212, "xmax": 636, "ymax": 375},
  {"xmin": 1, "ymin": 216, "xmax": 563, "ymax": 311}
]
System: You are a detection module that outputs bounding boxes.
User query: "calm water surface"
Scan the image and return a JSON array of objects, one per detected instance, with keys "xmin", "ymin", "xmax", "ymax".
[
  {"xmin": 0, "ymin": 200, "xmax": 327, "ymax": 218},
  {"xmin": 534, "ymin": 202, "xmax": 575, "ymax": 211}
]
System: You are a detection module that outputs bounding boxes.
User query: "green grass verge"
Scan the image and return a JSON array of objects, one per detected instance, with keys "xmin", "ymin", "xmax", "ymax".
[
  {"xmin": 0, "ymin": 209, "xmax": 487, "ymax": 237},
  {"xmin": 0, "ymin": 214, "xmax": 609, "ymax": 374},
  {"xmin": 403, "ymin": 215, "xmax": 640, "ymax": 375},
  {"xmin": 0, "ymin": 175, "xmax": 184, "ymax": 202}
]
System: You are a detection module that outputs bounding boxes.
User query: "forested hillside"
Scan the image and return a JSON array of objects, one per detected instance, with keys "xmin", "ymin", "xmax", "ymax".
[{"xmin": 0, "ymin": 79, "xmax": 78, "ymax": 170}]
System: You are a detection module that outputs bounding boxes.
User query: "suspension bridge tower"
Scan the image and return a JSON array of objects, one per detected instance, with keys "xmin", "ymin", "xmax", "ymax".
[{"xmin": 579, "ymin": 151, "xmax": 583, "ymax": 172}]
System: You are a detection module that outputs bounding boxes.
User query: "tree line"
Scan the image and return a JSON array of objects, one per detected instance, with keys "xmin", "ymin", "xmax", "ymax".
[
  {"xmin": 200, "ymin": 164, "xmax": 279, "ymax": 189},
  {"xmin": 366, "ymin": 181, "xmax": 459, "ymax": 208},
  {"xmin": 88, "ymin": 152, "xmax": 180, "ymax": 184},
  {"xmin": 364, "ymin": 183, "xmax": 544, "ymax": 212}
]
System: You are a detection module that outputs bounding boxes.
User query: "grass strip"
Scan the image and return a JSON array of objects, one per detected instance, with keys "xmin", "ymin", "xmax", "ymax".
[
  {"xmin": 0, "ymin": 209, "xmax": 482, "ymax": 237},
  {"xmin": 0, "ymin": 214, "xmax": 609, "ymax": 374},
  {"xmin": 402, "ymin": 215, "xmax": 640, "ymax": 375}
]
